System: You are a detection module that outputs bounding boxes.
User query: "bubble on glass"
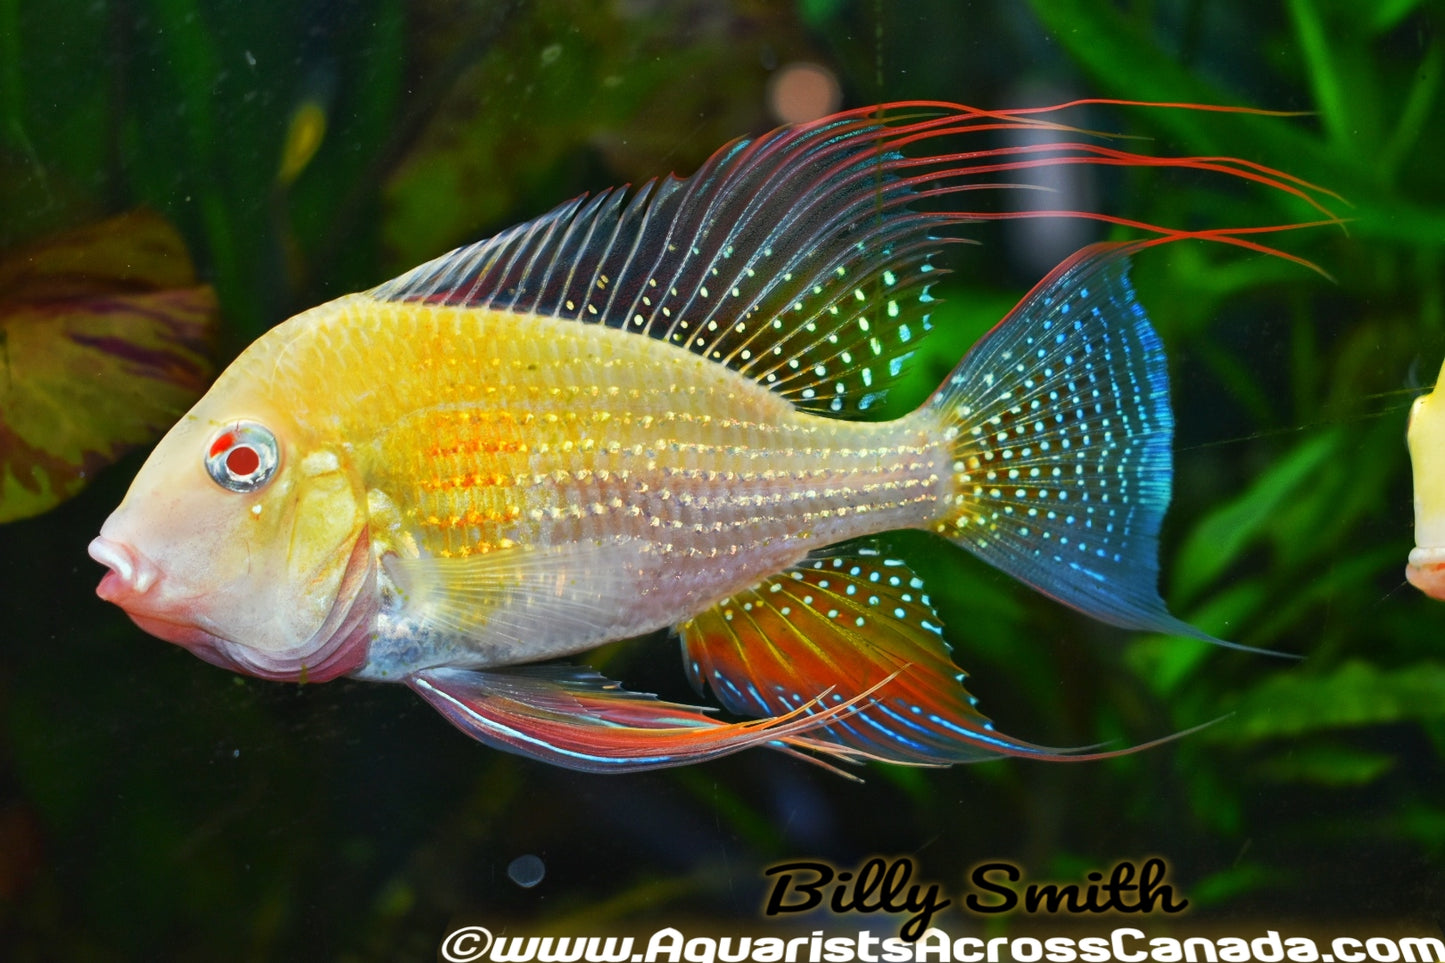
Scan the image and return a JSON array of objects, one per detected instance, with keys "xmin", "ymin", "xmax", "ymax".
[
  {"xmin": 766, "ymin": 62, "xmax": 842, "ymax": 125},
  {"xmin": 507, "ymin": 854, "xmax": 545, "ymax": 889}
]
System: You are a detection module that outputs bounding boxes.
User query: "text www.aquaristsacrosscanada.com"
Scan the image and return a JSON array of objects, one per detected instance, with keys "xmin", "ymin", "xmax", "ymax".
[{"xmin": 439, "ymin": 925, "xmax": 1445, "ymax": 963}]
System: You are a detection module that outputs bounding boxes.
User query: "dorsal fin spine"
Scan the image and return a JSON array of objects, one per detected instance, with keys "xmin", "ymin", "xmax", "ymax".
[
  {"xmin": 607, "ymin": 159, "xmax": 730, "ymax": 337},
  {"xmin": 661, "ymin": 119, "xmax": 905, "ymax": 351},
  {"xmin": 482, "ymin": 202, "xmax": 569, "ymax": 304},
  {"xmin": 561, "ymin": 189, "xmax": 625, "ymax": 319},
  {"xmin": 372, "ymin": 100, "xmax": 1337, "ymax": 415},
  {"xmin": 486, "ymin": 205, "xmax": 557, "ymax": 306},
  {"xmin": 694, "ymin": 133, "xmax": 895, "ymax": 342},
  {"xmin": 606, "ymin": 179, "xmax": 676, "ymax": 327},
  {"xmin": 508, "ymin": 196, "xmax": 586, "ymax": 309},
  {"xmin": 598, "ymin": 182, "xmax": 664, "ymax": 323},
  {"xmin": 660, "ymin": 133, "xmax": 817, "ymax": 343},
  {"xmin": 631, "ymin": 144, "xmax": 757, "ymax": 337}
]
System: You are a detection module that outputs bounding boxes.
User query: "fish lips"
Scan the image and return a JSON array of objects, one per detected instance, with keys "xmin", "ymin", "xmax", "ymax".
[
  {"xmin": 88, "ymin": 533, "xmax": 376, "ymax": 682},
  {"xmin": 1407, "ymin": 545, "xmax": 1445, "ymax": 601},
  {"xmin": 91, "ymin": 537, "xmax": 242, "ymax": 662},
  {"xmin": 90, "ymin": 536, "xmax": 210, "ymax": 640}
]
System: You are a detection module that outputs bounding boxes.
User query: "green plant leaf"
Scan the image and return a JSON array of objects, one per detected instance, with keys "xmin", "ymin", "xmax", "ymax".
[
  {"xmin": 1219, "ymin": 660, "xmax": 1445, "ymax": 742},
  {"xmin": 1127, "ymin": 581, "xmax": 1270, "ymax": 696},
  {"xmin": 1188, "ymin": 862, "xmax": 1276, "ymax": 909},
  {"xmin": 1254, "ymin": 742, "xmax": 1396, "ymax": 785},
  {"xmin": 0, "ymin": 210, "xmax": 217, "ymax": 522},
  {"xmin": 1368, "ymin": 0, "xmax": 1428, "ymax": 35},
  {"xmin": 1171, "ymin": 432, "xmax": 1340, "ymax": 607},
  {"xmin": 1287, "ymin": 0, "xmax": 1352, "ymax": 150},
  {"xmin": 1025, "ymin": 0, "xmax": 1445, "ymax": 248}
]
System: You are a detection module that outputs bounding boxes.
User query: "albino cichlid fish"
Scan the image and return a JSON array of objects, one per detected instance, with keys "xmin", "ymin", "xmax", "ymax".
[
  {"xmin": 89, "ymin": 100, "xmax": 1333, "ymax": 772},
  {"xmin": 1408, "ymin": 358, "xmax": 1445, "ymax": 598}
]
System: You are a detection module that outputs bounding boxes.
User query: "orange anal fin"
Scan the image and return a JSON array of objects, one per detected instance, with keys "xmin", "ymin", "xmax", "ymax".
[
  {"xmin": 679, "ymin": 552, "xmax": 1076, "ymax": 765},
  {"xmin": 408, "ymin": 664, "xmax": 873, "ymax": 773}
]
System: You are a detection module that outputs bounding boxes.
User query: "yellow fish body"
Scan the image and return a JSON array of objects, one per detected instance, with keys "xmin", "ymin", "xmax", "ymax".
[
  {"xmin": 89, "ymin": 101, "xmax": 1327, "ymax": 771},
  {"xmin": 1408, "ymin": 357, "xmax": 1445, "ymax": 598}
]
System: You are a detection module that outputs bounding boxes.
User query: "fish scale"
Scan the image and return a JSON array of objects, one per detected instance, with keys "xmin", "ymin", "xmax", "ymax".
[{"xmin": 284, "ymin": 300, "xmax": 949, "ymax": 599}]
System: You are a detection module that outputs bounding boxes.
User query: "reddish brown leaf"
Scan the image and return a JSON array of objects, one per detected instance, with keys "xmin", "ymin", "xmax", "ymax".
[{"xmin": 0, "ymin": 211, "xmax": 218, "ymax": 522}]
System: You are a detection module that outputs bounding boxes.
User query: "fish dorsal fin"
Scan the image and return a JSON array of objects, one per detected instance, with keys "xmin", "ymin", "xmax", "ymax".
[
  {"xmin": 677, "ymin": 551, "xmax": 1080, "ymax": 764},
  {"xmin": 371, "ymin": 114, "xmax": 955, "ymax": 415}
]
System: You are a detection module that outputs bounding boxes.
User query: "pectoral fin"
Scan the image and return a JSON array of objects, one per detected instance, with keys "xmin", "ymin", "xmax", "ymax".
[
  {"xmin": 408, "ymin": 664, "xmax": 874, "ymax": 773},
  {"xmin": 385, "ymin": 539, "xmax": 645, "ymax": 654}
]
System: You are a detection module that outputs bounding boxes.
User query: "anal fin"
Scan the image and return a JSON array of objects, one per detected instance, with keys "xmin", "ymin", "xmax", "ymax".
[{"xmin": 679, "ymin": 552, "xmax": 1095, "ymax": 765}]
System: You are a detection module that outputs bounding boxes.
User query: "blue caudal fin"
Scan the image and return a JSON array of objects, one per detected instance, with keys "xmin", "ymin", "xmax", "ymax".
[{"xmin": 924, "ymin": 242, "xmax": 1278, "ymax": 655}]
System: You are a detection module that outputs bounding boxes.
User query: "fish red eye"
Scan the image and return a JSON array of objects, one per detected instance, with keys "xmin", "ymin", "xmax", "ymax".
[
  {"xmin": 226, "ymin": 445, "xmax": 261, "ymax": 476},
  {"xmin": 205, "ymin": 422, "xmax": 279, "ymax": 493}
]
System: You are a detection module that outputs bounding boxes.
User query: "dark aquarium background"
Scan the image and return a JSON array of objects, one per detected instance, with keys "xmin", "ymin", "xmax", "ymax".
[{"xmin": 3, "ymin": 0, "xmax": 1444, "ymax": 959}]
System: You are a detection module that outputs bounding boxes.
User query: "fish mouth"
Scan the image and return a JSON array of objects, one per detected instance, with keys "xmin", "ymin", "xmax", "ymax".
[
  {"xmin": 89, "ymin": 536, "xmax": 161, "ymax": 602},
  {"xmin": 1407, "ymin": 545, "xmax": 1445, "ymax": 600},
  {"xmin": 89, "ymin": 531, "xmax": 377, "ymax": 683},
  {"xmin": 1408, "ymin": 544, "xmax": 1445, "ymax": 567},
  {"xmin": 89, "ymin": 535, "xmax": 231, "ymax": 650}
]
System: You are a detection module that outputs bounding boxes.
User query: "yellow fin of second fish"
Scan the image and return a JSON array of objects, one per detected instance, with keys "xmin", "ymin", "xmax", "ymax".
[{"xmin": 1407, "ymin": 359, "xmax": 1445, "ymax": 598}]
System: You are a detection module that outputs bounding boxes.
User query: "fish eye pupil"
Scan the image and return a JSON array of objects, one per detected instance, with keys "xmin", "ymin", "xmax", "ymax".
[
  {"xmin": 205, "ymin": 422, "xmax": 279, "ymax": 493},
  {"xmin": 226, "ymin": 445, "xmax": 260, "ymax": 477}
]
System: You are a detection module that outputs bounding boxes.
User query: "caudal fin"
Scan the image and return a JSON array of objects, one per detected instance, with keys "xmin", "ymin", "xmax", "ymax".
[{"xmin": 924, "ymin": 242, "xmax": 1274, "ymax": 655}]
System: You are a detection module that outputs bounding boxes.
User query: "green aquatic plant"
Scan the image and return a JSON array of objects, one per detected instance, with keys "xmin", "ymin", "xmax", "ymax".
[{"xmin": 1017, "ymin": 0, "xmax": 1445, "ymax": 909}]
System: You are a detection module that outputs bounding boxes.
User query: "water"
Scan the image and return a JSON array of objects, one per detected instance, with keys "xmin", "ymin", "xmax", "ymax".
[{"xmin": 2, "ymin": 1, "xmax": 1443, "ymax": 959}]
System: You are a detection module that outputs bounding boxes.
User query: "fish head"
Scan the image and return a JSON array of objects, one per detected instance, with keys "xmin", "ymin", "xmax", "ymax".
[
  {"xmin": 89, "ymin": 364, "xmax": 376, "ymax": 681},
  {"xmin": 1407, "ymin": 361, "xmax": 1445, "ymax": 600}
]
